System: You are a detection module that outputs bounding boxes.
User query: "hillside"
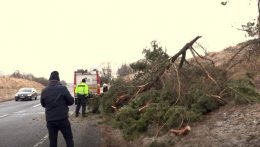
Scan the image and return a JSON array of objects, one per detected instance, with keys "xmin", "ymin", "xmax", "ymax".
[
  {"xmin": 0, "ymin": 76, "xmax": 45, "ymax": 102},
  {"xmin": 206, "ymin": 39, "xmax": 260, "ymax": 92}
]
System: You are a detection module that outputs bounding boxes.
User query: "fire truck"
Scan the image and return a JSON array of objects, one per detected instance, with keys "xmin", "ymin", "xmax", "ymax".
[{"xmin": 73, "ymin": 69, "xmax": 101, "ymax": 97}]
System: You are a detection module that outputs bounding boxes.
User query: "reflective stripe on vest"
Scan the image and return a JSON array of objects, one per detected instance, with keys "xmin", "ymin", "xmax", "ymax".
[
  {"xmin": 77, "ymin": 85, "xmax": 85, "ymax": 95},
  {"xmin": 75, "ymin": 82, "xmax": 88, "ymax": 95}
]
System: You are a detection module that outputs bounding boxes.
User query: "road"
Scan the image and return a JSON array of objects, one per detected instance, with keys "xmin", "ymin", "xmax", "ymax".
[{"xmin": 0, "ymin": 98, "xmax": 102, "ymax": 147}]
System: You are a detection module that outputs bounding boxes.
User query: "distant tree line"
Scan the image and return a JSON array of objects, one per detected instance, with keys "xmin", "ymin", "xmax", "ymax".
[{"xmin": 10, "ymin": 70, "xmax": 49, "ymax": 86}]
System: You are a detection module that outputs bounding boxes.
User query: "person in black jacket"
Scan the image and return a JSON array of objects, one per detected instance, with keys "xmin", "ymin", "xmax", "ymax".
[{"xmin": 41, "ymin": 71, "xmax": 74, "ymax": 147}]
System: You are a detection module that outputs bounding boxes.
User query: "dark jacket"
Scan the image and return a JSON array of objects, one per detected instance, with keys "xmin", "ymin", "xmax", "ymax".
[{"xmin": 41, "ymin": 81, "xmax": 74, "ymax": 121}]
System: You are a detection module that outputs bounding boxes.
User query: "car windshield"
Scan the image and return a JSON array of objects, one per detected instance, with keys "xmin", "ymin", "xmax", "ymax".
[{"xmin": 19, "ymin": 89, "xmax": 32, "ymax": 92}]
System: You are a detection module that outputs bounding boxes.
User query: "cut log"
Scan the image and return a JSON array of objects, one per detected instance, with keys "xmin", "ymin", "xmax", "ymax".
[
  {"xmin": 131, "ymin": 83, "xmax": 150, "ymax": 99},
  {"xmin": 170, "ymin": 126, "xmax": 191, "ymax": 135},
  {"xmin": 116, "ymin": 94, "xmax": 130, "ymax": 103}
]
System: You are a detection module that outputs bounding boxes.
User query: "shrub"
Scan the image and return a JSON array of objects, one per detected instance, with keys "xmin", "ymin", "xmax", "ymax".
[
  {"xmin": 227, "ymin": 77, "xmax": 260, "ymax": 104},
  {"xmin": 164, "ymin": 106, "xmax": 200, "ymax": 128}
]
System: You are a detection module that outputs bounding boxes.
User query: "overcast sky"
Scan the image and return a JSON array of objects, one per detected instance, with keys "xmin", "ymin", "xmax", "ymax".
[{"xmin": 0, "ymin": 0, "xmax": 258, "ymax": 82}]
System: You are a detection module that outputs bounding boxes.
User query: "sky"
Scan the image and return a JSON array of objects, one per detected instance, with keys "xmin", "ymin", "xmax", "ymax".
[{"xmin": 0, "ymin": 0, "xmax": 258, "ymax": 82}]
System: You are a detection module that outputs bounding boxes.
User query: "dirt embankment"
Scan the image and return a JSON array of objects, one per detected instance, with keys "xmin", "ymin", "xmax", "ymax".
[
  {"xmin": 205, "ymin": 42, "xmax": 260, "ymax": 92},
  {"xmin": 0, "ymin": 76, "xmax": 45, "ymax": 102},
  {"xmin": 172, "ymin": 103, "xmax": 260, "ymax": 147}
]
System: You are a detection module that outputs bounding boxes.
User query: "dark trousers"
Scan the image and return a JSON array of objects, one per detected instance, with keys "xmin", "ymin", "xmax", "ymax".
[
  {"xmin": 75, "ymin": 95, "xmax": 87, "ymax": 116},
  {"xmin": 47, "ymin": 119, "xmax": 74, "ymax": 147}
]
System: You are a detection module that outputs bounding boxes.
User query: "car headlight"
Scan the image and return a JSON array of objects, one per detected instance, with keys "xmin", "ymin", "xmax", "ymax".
[
  {"xmin": 28, "ymin": 93, "xmax": 33, "ymax": 96},
  {"xmin": 15, "ymin": 94, "xmax": 18, "ymax": 97}
]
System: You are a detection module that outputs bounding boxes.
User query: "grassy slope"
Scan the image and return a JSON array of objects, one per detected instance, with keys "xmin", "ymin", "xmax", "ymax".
[
  {"xmin": 0, "ymin": 76, "xmax": 45, "ymax": 102},
  {"xmin": 206, "ymin": 42, "xmax": 260, "ymax": 92}
]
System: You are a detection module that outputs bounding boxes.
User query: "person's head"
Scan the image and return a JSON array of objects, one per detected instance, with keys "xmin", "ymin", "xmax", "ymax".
[
  {"xmin": 82, "ymin": 78, "xmax": 86, "ymax": 83},
  {"xmin": 49, "ymin": 71, "xmax": 60, "ymax": 81}
]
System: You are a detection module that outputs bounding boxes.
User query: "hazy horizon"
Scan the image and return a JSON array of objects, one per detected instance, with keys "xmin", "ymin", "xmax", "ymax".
[{"xmin": 0, "ymin": 0, "xmax": 257, "ymax": 82}]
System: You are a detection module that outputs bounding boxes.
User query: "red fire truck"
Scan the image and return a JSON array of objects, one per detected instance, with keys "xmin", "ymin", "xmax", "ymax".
[{"xmin": 73, "ymin": 69, "xmax": 101, "ymax": 97}]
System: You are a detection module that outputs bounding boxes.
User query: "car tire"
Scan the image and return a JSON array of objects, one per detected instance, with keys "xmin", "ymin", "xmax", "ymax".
[
  {"xmin": 35, "ymin": 96, "xmax": 37, "ymax": 100},
  {"xmin": 15, "ymin": 99, "xmax": 18, "ymax": 101}
]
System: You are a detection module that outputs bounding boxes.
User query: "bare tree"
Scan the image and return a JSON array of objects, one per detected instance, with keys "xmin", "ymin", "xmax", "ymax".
[
  {"xmin": 101, "ymin": 62, "xmax": 112, "ymax": 84},
  {"xmin": 117, "ymin": 64, "xmax": 133, "ymax": 77}
]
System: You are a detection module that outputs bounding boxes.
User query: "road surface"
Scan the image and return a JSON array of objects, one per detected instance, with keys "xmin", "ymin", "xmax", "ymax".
[{"xmin": 0, "ymin": 98, "xmax": 102, "ymax": 147}]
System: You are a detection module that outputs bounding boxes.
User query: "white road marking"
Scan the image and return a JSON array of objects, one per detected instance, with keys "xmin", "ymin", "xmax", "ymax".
[
  {"xmin": 32, "ymin": 104, "xmax": 41, "ymax": 108},
  {"xmin": 33, "ymin": 110, "xmax": 75, "ymax": 146},
  {"xmin": 69, "ymin": 111, "xmax": 74, "ymax": 115},
  {"xmin": 33, "ymin": 134, "xmax": 49, "ymax": 147},
  {"xmin": 13, "ymin": 110, "xmax": 25, "ymax": 114},
  {"xmin": 39, "ymin": 112, "xmax": 45, "ymax": 114},
  {"xmin": 0, "ymin": 114, "xmax": 8, "ymax": 118}
]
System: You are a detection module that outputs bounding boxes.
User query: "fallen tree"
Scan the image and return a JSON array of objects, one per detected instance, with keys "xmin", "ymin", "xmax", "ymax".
[{"xmin": 98, "ymin": 37, "xmax": 260, "ymax": 141}]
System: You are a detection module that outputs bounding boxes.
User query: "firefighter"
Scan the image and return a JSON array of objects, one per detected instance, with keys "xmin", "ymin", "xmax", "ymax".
[
  {"xmin": 103, "ymin": 83, "xmax": 108, "ymax": 93},
  {"xmin": 75, "ymin": 78, "xmax": 89, "ymax": 117}
]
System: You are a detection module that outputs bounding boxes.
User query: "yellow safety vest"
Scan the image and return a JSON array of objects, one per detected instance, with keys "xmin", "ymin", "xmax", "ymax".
[{"xmin": 75, "ymin": 82, "xmax": 89, "ymax": 95}]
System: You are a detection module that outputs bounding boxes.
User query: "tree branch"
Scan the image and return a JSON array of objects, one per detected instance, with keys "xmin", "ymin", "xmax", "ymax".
[
  {"xmin": 190, "ymin": 47, "xmax": 220, "ymax": 88},
  {"xmin": 169, "ymin": 36, "xmax": 202, "ymax": 66}
]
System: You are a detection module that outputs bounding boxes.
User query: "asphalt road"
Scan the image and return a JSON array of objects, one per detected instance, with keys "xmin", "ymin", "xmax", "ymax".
[{"xmin": 0, "ymin": 97, "xmax": 101, "ymax": 147}]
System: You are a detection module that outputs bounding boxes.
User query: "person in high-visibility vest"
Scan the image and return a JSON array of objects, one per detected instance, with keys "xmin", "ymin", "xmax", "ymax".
[{"xmin": 75, "ymin": 78, "xmax": 89, "ymax": 117}]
